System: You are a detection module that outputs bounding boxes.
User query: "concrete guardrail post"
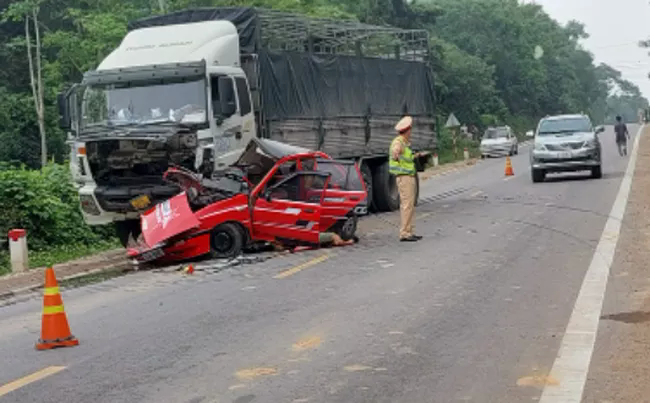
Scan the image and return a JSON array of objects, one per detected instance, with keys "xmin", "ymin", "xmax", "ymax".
[{"xmin": 8, "ymin": 229, "xmax": 28, "ymax": 274}]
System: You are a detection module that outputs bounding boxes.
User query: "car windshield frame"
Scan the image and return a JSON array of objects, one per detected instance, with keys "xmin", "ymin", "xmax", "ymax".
[
  {"xmin": 80, "ymin": 76, "xmax": 208, "ymax": 131},
  {"xmin": 538, "ymin": 117, "xmax": 593, "ymax": 136}
]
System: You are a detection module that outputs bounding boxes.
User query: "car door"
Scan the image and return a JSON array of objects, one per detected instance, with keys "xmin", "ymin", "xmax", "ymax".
[
  {"xmin": 315, "ymin": 159, "xmax": 368, "ymax": 231},
  {"xmin": 252, "ymin": 172, "xmax": 330, "ymax": 244}
]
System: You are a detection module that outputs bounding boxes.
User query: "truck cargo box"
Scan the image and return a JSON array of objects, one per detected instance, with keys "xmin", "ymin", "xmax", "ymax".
[{"xmin": 129, "ymin": 7, "xmax": 436, "ymax": 158}]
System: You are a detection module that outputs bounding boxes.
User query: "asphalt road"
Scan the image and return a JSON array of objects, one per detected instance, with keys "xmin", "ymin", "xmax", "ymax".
[{"xmin": 0, "ymin": 126, "xmax": 639, "ymax": 403}]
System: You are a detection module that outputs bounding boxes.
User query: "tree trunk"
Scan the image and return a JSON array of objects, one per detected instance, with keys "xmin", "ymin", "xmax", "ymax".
[
  {"xmin": 25, "ymin": 10, "xmax": 47, "ymax": 168},
  {"xmin": 33, "ymin": 9, "xmax": 47, "ymax": 168}
]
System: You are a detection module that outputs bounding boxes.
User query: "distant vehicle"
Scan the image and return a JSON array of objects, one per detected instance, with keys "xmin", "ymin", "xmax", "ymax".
[
  {"xmin": 529, "ymin": 114, "xmax": 605, "ymax": 183},
  {"xmin": 480, "ymin": 126, "xmax": 518, "ymax": 158},
  {"xmin": 127, "ymin": 138, "xmax": 368, "ymax": 264}
]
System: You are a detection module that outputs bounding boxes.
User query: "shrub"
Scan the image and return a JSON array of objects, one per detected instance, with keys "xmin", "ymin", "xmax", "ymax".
[{"xmin": 0, "ymin": 163, "xmax": 115, "ymax": 252}]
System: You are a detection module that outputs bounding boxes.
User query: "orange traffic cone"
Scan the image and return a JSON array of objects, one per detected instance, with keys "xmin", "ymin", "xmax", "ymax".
[
  {"xmin": 183, "ymin": 264, "xmax": 194, "ymax": 275},
  {"xmin": 35, "ymin": 268, "xmax": 79, "ymax": 351},
  {"xmin": 504, "ymin": 156, "xmax": 514, "ymax": 176}
]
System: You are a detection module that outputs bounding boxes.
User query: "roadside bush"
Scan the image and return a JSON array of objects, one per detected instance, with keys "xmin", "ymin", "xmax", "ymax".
[{"xmin": 0, "ymin": 162, "xmax": 116, "ymax": 252}]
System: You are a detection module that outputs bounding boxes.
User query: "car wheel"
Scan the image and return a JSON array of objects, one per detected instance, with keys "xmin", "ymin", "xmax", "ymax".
[
  {"xmin": 531, "ymin": 169, "xmax": 545, "ymax": 183},
  {"xmin": 591, "ymin": 165, "xmax": 602, "ymax": 179},
  {"xmin": 209, "ymin": 223, "xmax": 244, "ymax": 259},
  {"xmin": 337, "ymin": 215, "xmax": 359, "ymax": 241},
  {"xmin": 514, "ymin": 146, "xmax": 519, "ymax": 155}
]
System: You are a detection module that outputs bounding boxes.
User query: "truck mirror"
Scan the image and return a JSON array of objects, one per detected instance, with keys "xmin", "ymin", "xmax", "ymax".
[{"xmin": 57, "ymin": 92, "xmax": 71, "ymax": 130}]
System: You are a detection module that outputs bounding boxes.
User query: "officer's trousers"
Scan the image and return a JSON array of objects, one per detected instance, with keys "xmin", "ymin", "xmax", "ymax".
[{"xmin": 396, "ymin": 175, "xmax": 416, "ymax": 239}]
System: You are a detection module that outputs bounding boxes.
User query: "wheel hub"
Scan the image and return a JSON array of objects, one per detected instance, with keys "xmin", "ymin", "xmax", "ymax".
[{"xmin": 213, "ymin": 232, "xmax": 233, "ymax": 253}]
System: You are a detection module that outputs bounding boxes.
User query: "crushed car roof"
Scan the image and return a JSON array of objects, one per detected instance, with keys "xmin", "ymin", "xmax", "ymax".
[{"xmin": 252, "ymin": 138, "xmax": 312, "ymax": 159}]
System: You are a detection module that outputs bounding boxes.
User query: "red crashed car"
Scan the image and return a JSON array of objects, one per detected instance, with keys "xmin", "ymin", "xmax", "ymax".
[{"xmin": 128, "ymin": 139, "xmax": 368, "ymax": 264}]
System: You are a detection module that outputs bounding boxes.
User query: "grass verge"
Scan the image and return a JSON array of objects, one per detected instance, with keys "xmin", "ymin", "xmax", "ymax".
[{"xmin": 0, "ymin": 240, "xmax": 120, "ymax": 277}]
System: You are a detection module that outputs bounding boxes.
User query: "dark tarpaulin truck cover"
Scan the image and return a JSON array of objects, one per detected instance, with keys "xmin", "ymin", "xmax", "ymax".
[{"xmin": 127, "ymin": 7, "xmax": 435, "ymax": 154}]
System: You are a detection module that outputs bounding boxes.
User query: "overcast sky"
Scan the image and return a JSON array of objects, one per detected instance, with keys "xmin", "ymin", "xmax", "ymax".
[{"xmin": 530, "ymin": 0, "xmax": 650, "ymax": 99}]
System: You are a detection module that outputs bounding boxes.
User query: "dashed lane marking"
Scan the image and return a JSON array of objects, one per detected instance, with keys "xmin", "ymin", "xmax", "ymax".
[
  {"xmin": 539, "ymin": 125, "xmax": 644, "ymax": 403},
  {"xmin": 0, "ymin": 366, "xmax": 66, "ymax": 397},
  {"xmin": 273, "ymin": 254, "xmax": 329, "ymax": 279}
]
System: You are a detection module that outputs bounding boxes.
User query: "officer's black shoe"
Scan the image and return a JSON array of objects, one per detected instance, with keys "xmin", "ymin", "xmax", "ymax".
[
  {"xmin": 412, "ymin": 235, "xmax": 423, "ymax": 240},
  {"xmin": 400, "ymin": 236, "xmax": 419, "ymax": 242}
]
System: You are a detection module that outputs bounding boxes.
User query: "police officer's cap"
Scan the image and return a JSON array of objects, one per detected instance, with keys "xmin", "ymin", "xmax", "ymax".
[{"xmin": 395, "ymin": 116, "xmax": 413, "ymax": 134}]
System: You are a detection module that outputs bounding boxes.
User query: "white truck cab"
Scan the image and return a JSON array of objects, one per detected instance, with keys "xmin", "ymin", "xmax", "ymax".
[{"xmin": 60, "ymin": 20, "xmax": 256, "ymax": 244}]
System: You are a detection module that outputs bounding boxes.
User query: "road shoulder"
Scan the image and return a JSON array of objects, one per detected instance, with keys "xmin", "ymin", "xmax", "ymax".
[
  {"xmin": 0, "ymin": 249, "xmax": 129, "ymax": 304},
  {"xmin": 582, "ymin": 125, "xmax": 650, "ymax": 402}
]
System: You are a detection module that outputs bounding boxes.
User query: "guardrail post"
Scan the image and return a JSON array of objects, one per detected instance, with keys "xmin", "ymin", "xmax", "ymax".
[{"xmin": 8, "ymin": 229, "xmax": 28, "ymax": 273}]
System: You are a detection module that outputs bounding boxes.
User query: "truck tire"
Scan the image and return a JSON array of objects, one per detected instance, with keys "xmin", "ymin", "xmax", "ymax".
[
  {"xmin": 209, "ymin": 223, "xmax": 244, "ymax": 259},
  {"xmin": 372, "ymin": 161, "xmax": 400, "ymax": 212},
  {"xmin": 360, "ymin": 162, "xmax": 374, "ymax": 213},
  {"xmin": 414, "ymin": 173, "xmax": 420, "ymax": 207},
  {"xmin": 116, "ymin": 220, "xmax": 141, "ymax": 248}
]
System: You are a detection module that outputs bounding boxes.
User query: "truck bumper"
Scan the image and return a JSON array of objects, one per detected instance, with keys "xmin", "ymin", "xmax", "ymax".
[{"xmin": 78, "ymin": 185, "xmax": 140, "ymax": 225}]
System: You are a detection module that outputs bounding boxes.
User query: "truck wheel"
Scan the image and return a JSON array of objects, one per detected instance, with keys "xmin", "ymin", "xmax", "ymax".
[
  {"xmin": 372, "ymin": 161, "xmax": 400, "ymax": 212},
  {"xmin": 209, "ymin": 223, "xmax": 244, "ymax": 259},
  {"xmin": 531, "ymin": 169, "xmax": 545, "ymax": 183},
  {"xmin": 414, "ymin": 173, "xmax": 420, "ymax": 206},
  {"xmin": 360, "ymin": 162, "xmax": 374, "ymax": 213},
  {"xmin": 115, "ymin": 220, "xmax": 141, "ymax": 248}
]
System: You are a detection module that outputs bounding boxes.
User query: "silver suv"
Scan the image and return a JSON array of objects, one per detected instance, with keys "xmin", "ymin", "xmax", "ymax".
[{"xmin": 529, "ymin": 114, "xmax": 604, "ymax": 183}]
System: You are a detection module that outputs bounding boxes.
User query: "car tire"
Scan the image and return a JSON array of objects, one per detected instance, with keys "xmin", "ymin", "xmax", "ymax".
[
  {"xmin": 514, "ymin": 146, "xmax": 519, "ymax": 155},
  {"xmin": 591, "ymin": 165, "xmax": 602, "ymax": 179},
  {"xmin": 360, "ymin": 162, "xmax": 374, "ymax": 213},
  {"xmin": 336, "ymin": 214, "xmax": 359, "ymax": 241},
  {"xmin": 372, "ymin": 161, "xmax": 400, "ymax": 212},
  {"xmin": 531, "ymin": 169, "xmax": 545, "ymax": 183},
  {"xmin": 209, "ymin": 223, "xmax": 244, "ymax": 259}
]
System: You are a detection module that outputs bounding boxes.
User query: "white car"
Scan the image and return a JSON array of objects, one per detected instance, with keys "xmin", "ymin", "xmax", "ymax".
[{"xmin": 480, "ymin": 126, "xmax": 518, "ymax": 158}]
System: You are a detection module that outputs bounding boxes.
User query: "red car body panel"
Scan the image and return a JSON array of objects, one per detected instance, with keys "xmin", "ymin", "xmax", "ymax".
[{"xmin": 127, "ymin": 140, "xmax": 367, "ymax": 264}]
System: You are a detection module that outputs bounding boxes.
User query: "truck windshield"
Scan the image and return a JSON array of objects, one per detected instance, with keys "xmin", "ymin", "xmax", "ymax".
[
  {"xmin": 81, "ymin": 78, "xmax": 207, "ymax": 129},
  {"xmin": 538, "ymin": 117, "xmax": 592, "ymax": 136}
]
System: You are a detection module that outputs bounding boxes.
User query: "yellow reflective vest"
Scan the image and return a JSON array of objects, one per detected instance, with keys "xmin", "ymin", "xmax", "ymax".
[{"xmin": 389, "ymin": 136, "xmax": 416, "ymax": 176}]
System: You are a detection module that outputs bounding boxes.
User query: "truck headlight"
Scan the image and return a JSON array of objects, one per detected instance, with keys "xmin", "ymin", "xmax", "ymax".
[{"xmin": 79, "ymin": 194, "xmax": 101, "ymax": 216}]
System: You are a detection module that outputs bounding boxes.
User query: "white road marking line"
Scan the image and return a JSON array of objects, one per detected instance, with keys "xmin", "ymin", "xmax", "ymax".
[{"xmin": 539, "ymin": 126, "xmax": 644, "ymax": 403}]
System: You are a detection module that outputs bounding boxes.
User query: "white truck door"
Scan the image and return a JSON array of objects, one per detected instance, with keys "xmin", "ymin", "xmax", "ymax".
[
  {"xmin": 209, "ymin": 75, "xmax": 244, "ymax": 168},
  {"xmin": 233, "ymin": 76, "xmax": 256, "ymax": 149}
]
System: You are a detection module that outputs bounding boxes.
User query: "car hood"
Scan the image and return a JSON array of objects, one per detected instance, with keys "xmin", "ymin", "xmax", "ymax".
[
  {"xmin": 536, "ymin": 131, "xmax": 595, "ymax": 145},
  {"xmin": 481, "ymin": 138, "xmax": 508, "ymax": 145},
  {"xmin": 141, "ymin": 192, "xmax": 200, "ymax": 248}
]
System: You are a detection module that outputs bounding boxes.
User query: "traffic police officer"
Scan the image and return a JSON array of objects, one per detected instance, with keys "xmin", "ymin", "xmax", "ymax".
[{"xmin": 390, "ymin": 116, "xmax": 421, "ymax": 242}]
